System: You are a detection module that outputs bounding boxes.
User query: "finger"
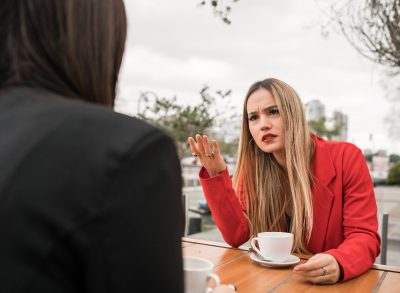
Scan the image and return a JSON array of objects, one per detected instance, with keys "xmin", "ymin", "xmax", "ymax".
[
  {"xmin": 187, "ymin": 136, "xmax": 196, "ymax": 147},
  {"xmin": 212, "ymin": 140, "xmax": 222, "ymax": 158},
  {"xmin": 196, "ymin": 134, "xmax": 206, "ymax": 154},
  {"xmin": 294, "ymin": 255, "xmax": 327, "ymax": 272},
  {"xmin": 187, "ymin": 137, "xmax": 199, "ymax": 154},
  {"xmin": 297, "ymin": 268, "xmax": 326, "ymax": 278},
  {"xmin": 203, "ymin": 135, "xmax": 212, "ymax": 156}
]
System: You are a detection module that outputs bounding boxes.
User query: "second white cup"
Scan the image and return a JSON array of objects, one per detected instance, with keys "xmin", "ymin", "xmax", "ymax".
[
  {"xmin": 183, "ymin": 256, "xmax": 220, "ymax": 293},
  {"xmin": 250, "ymin": 232, "xmax": 293, "ymax": 262}
]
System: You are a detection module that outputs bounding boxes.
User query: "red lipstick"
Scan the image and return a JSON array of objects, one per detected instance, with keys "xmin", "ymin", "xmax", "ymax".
[{"xmin": 262, "ymin": 133, "xmax": 277, "ymax": 143}]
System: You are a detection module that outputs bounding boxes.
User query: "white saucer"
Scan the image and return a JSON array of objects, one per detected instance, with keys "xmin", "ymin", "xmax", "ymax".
[{"xmin": 249, "ymin": 253, "xmax": 300, "ymax": 267}]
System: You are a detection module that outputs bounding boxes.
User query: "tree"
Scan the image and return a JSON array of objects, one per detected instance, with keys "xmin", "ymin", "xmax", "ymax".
[
  {"xmin": 137, "ymin": 86, "xmax": 238, "ymax": 158},
  {"xmin": 365, "ymin": 153, "xmax": 373, "ymax": 162},
  {"xmin": 218, "ymin": 138, "xmax": 239, "ymax": 157},
  {"xmin": 319, "ymin": 0, "xmax": 400, "ymax": 141},
  {"xmin": 384, "ymin": 102, "xmax": 400, "ymax": 140},
  {"xmin": 389, "ymin": 153, "xmax": 400, "ymax": 163},
  {"xmin": 308, "ymin": 117, "xmax": 340, "ymax": 140},
  {"xmin": 388, "ymin": 161, "xmax": 400, "ymax": 184},
  {"xmin": 320, "ymin": 0, "xmax": 400, "ymax": 74},
  {"xmin": 198, "ymin": 0, "xmax": 240, "ymax": 24}
]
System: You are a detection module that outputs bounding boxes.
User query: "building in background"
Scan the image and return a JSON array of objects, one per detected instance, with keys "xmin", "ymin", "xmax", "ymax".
[
  {"xmin": 305, "ymin": 99, "xmax": 348, "ymax": 142},
  {"xmin": 305, "ymin": 100, "xmax": 325, "ymax": 121},
  {"xmin": 332, "ymin": 110, "xmax": 348, "ymax": 141}
]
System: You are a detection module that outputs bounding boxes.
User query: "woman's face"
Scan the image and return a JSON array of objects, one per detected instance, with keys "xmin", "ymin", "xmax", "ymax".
[{"xmin": 246, "ymin": 88, "xmax": 284, "ymax": 163}]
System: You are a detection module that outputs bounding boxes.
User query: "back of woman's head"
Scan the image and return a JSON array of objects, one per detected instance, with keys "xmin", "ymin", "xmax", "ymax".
[{"xmin": 0, "ymin": 0, "xmax": 127, "ymax": 106}]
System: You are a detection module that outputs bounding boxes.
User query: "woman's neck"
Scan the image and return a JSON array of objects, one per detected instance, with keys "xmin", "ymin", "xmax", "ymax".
[{"xmin": 273, "ymin": 150, "xmax": 286, "ymax": 169}]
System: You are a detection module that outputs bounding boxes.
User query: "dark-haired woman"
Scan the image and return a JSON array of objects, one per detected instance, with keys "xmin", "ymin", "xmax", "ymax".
[{"xmin": 0, "ymin": 1, "xmax": 183, "ymax": 292}]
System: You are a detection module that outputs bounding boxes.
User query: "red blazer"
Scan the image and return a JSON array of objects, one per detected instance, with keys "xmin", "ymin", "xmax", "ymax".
[{"xmin": 200, "ymin": 135, "xmax": 380, "ymax": 282}]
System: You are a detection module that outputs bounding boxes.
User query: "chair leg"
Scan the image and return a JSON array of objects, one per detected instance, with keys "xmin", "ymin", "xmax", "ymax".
[{"xmin": 182, "ymin": 194, "xmax": 189, "ymax": 236}]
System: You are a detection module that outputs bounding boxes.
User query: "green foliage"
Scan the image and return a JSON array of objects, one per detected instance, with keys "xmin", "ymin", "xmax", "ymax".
[
  {"xmin": 389, "ymin": 154, "xmax": 400, "ymax": 164},
  {"xmin": 137, "ymin": 86, "xmax": 237, "ymax": 157},
  {"xmin": 308, "ymin": 117, "xmax": 340, "ymax": 140},
  {"xmin": 388, "ymin": 161, "xmax": 400, "ymax": 185},
  {"xmin": 218, "ymin": 138, "xmax": 239, "ymax": 157},
  {"xmin": 364, "ymin": 153, "xmax": 373, "ymax": 162}
]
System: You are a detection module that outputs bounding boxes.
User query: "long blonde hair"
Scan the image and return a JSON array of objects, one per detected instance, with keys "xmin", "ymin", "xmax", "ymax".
[{"xmin": 232, "ymin": 78, "xmax": 314, "ymax": 253}]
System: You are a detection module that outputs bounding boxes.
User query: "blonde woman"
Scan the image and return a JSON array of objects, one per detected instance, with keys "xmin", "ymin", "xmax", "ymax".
[{"xmin": 187, "ymin": 78, "xmax": 380, "ymax": 284}]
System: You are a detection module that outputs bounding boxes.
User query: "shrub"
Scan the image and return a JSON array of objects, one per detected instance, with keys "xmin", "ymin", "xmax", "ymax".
[{"xmin": 388, "ymin": 162, "xmax": 400, "ymax": 185}]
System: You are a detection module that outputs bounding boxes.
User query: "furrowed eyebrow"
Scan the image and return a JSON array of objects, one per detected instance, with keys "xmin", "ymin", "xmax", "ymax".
[{"xmin": 247, "ymin": 105, "xmax": 278, "ymax": 115}]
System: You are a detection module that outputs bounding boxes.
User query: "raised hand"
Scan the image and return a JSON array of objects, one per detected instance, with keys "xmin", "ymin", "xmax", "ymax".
[{"xmin": 187, "ymin": 134, "xmax": 226, "ymax": 177}]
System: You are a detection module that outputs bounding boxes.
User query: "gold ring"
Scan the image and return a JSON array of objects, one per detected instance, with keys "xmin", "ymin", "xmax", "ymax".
[
  {"xmin": 321, "ymin": 267, "xmax": 328, "ymax": 276},
  {"xmin": 205, "ymin": 151, "xmax": 214, "ymax": 159},
  {"xmin": 192, "ymin": 153, "xmax": 200, "ymax": 157}
]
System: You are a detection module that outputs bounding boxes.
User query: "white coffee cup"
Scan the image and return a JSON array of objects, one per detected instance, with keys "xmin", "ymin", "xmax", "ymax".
[
  {"xmin": 250, "ymin": 232, "xmax": 293, "ymax": 262},
  {"xmin": 183, "ymin": 256, "xmax": 220, "ymax": 293}
]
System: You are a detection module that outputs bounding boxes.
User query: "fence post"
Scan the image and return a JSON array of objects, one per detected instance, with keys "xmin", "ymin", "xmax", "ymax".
[{"xmin": 381, "ymin": 213, "xmax": 389, "ymax": 265}]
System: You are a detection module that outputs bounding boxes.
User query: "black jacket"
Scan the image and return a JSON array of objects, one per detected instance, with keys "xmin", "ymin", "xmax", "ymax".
[{"xmin": 0, "ymin": 87, "xmax": 183, "ymax": 292}]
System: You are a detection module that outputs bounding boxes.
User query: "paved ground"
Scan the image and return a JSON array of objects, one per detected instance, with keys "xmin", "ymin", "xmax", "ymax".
[
  {"xmin": 184, "ymin": 185, "xmax": 400, "ymax": 266},
  {"xmin": 374, "ymin": 186, "xmax": 400, "ymax": 266}
]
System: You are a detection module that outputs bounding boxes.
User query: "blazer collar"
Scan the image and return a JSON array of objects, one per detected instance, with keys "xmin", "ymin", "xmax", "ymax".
[
  {"xmin": 311, "ymin": 134, "xmax": 336, "ymax": 186},
  {"xmin": 307, "ymin": 134, "xmax": 336, "ymax": 253}
]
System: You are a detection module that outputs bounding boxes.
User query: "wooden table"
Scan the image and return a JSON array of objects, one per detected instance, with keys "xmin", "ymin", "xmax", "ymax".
[{"xmin": 182, "ymin": 237, "xmax": 400, "ymax": 292}]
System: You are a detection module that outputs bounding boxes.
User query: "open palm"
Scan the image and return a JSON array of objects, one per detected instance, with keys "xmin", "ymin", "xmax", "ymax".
[{"xmin": 187, "ymin": 134, "xmax": 226, "ymax": 177}]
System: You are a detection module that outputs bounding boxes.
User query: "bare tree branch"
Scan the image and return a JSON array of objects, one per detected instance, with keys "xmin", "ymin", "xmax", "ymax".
[
  {"xmin": 198, "ymin": 0, "xmax": 240, "ymax": 24},
  {"xmin": 319, "ymin": 0, "xmax": 400, "ymax": 73}
]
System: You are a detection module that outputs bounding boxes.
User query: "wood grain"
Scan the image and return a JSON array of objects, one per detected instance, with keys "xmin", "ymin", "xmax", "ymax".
[
  {"xmin": 182, "ymin": 243, "xmax": 247, "ymax": 266},
  {"xmin": 182, "ymin": 239, "xmax": 400, "ymax": 293},
  {"xmin": 215, "ymin": 254, "xmax": 302, "ymax": 292},
  {"xmin": 181, "ymin": 237, "xmax": 245, "ymax": 250},
  {"xmin": 377, "ymin": 272, "xmax": 400, "ymax": 293},
  {"xmin": 274, "ymin": 268, "xmax": 383, "ymax": 292}
]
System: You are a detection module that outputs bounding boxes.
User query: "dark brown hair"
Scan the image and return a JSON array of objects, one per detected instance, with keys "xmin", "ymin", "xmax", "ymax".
[{"xmin": 0, "ymin": 0, "xmax": 127, "ymax": 107}]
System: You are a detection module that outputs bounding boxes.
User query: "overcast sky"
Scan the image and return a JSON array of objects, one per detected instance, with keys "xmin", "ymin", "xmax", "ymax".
[{"xmin": 116, "ymin": 0, "xmax": 400, "ymax": 154}]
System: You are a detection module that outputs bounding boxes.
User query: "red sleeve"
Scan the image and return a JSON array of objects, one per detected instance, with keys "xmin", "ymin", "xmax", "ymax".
[
  {"xmin": 199, "ymin": 167, "xmax": 249, "ymax": 247},
  {"xmin": 325, "ymin": 146, "xmax": 381, "ymax": 282}
]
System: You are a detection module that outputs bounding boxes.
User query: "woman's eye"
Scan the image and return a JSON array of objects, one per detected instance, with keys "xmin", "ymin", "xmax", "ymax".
[
  {"xmin": 248, "ymin": 114, "xmax": 257, "ymax": 121},
  {"xmin": 268, "ymin": 107, "xmax": 279, "ymax": 116}
]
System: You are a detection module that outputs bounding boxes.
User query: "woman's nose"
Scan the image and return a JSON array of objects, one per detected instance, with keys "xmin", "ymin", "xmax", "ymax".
[{"xmin": 260, "ymin": 115, "xmax": 271, "ymax": 130}]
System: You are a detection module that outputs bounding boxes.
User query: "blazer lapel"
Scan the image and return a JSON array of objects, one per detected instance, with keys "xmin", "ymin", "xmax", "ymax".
[{"xmin": 307, "ymin": 136, "xmax": 335, "ymax": 253}]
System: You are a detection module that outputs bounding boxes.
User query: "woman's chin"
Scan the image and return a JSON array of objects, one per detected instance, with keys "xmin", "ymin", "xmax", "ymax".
[{"xmin": 256, "ymin": 142, "xmax": 282, "ymax": 154}]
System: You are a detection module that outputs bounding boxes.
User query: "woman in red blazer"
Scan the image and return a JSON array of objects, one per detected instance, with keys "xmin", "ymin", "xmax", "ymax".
[{"xmin": 188, "ymin": 78, "xmax": 380, "ymax": 284}]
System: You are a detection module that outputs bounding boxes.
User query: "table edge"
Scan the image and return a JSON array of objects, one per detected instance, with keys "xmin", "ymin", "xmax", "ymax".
[{"xmin": 182, "ymin": 237, "xmax": 400, "ymax": 273}]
